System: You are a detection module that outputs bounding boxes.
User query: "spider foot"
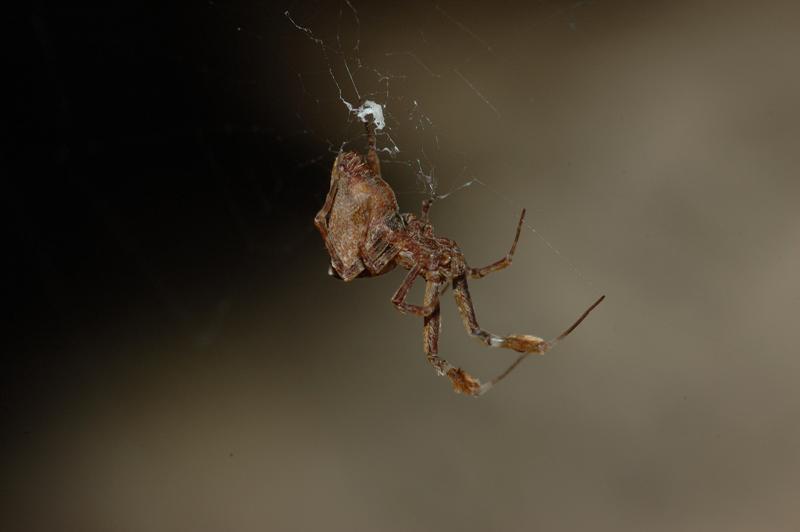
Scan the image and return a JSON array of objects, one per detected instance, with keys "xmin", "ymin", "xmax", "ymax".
[
  {"xmin": 446, "ymin": 367, "xmax": 482, "ymax": 397},
  {"xmin": 503, "ymin": 335, "xmax": 549, "ymax": 354}
]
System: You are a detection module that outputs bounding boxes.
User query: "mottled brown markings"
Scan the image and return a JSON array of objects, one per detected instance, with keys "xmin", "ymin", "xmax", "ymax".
[{"xmin": 314, "ymin": 119, "xmax": 604, "ymax": 397}]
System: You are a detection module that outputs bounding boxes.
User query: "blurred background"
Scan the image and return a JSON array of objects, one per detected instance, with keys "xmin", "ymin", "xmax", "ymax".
[{"xmin": 6, "ymin": 1, "xmax": 800, "ymax": 531}]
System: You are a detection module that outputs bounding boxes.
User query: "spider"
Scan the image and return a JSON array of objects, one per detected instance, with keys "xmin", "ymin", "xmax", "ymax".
[{"xmin": 314, "ymin": 119, "xmax": 604, "ymax": 396}]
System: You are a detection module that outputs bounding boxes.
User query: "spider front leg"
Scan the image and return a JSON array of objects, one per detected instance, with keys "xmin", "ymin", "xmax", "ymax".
[{"xmin": 468, "ymin": 209, "xmax": 526, "ymax": 279}]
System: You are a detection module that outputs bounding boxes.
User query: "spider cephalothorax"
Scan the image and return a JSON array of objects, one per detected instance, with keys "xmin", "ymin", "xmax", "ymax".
[{"xmin": 314, "ymin": 120, "xmax": 604, "ymax": 396}]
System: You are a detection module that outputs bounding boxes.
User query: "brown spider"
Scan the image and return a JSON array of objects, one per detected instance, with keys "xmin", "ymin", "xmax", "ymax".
[{"xmin": 314, "ymin": 119, "xmax": 604, "ymax": 396}]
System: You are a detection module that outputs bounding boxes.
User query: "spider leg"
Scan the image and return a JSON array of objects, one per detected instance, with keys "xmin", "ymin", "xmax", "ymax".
[
  {"xmin": 421, "ymin": 279, "xmax": 484, "ymax": 396},
  {"xmin": 468, "ymin": 209, "xmax": 525, "ymax": 279},
  {"xmin": 392, "ymin": 266, "xmax": 439, "ymax": 316},
  {"xmin": 452, "ymin": 275, "xmax": 605, "ymax": 394},
  {"xmin": 365, "ymin": 118, "xmax": 381, "ymax": 177},
  {"xmin": 453, "ymin": 275, "xmax": 550, "ymax": 354},
  {"xmin": 483, "ymin": 295, "xmax": 605, "ymax": 393}
]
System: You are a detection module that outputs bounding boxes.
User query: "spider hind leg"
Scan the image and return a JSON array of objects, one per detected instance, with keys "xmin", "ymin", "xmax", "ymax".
[
  {"xmin": 422, "ymin": 280, "xmax": 484, "ymax": 396},
  {"xmin": 451, "ymin": 275, "xmax": 605, "ymax": 393},
  {"xmin": 453, "ymin": 276, "xmax": 550, "ymax": 355}
]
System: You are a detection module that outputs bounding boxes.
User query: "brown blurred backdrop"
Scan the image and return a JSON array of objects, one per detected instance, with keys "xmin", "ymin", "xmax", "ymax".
[{"xmin": 6, "ymin": 1, "xmax": 800, "ymax": 531}]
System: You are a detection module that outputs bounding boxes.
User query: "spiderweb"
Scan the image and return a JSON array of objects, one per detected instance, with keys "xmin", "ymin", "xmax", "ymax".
[{"xmin": 280, "ymin": 0, "xmax": 595, "ymax": 283}]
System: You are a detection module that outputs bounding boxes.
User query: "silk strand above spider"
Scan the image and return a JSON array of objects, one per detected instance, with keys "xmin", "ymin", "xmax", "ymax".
[{"xmin": 314, "ymin": 115, "xmax": 604, "ymax": 396}]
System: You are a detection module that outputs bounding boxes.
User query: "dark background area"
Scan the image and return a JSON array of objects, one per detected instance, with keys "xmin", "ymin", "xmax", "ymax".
[
  {"xmin": 5, "ymin": 2, "xmax": 800, "ymax": 531},
  {"xmin": 8, "ymin": 6, "xmax": 326, "ymax": 526},
  {"xmin": 9, "ymin": 4, "xmax": 318, "ymax": 342}
]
